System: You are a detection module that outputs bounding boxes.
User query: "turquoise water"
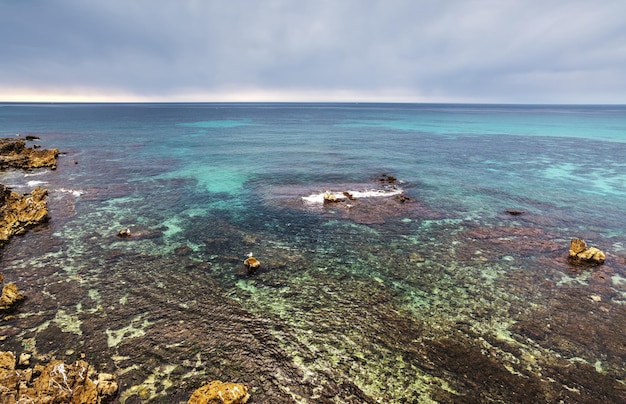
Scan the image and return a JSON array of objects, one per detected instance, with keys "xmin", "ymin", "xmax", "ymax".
[{"xmin": 1, "ymin": 103, "xmax": 626, "ymax": 402}]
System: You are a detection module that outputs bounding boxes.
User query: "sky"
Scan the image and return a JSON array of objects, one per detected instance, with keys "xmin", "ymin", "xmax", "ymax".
[{"xmin": 1, "ymin": 0, "xmax": 625, "ymax": 103}]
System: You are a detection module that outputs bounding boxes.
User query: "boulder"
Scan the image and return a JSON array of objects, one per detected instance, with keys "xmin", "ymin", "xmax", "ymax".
[
  {"xmin": 568, "ymin": 238, "xmax": 605, "ymax": 265},
  {"xmin": 243, "ymin": 256, "xmax": 261, "ymax": 274},
  {"xmin": 188, "ymin": 380, "xmax": 250, "ymax": 404},
  {"xmin": 0, "ymin": 352, "xmax": 118, "ymax": 403},
  {"xmin": 0, "ymin": 185, "xmax": 49, "ymax": 246},
  {"xmin": 0, "ymin": 283, "xmax": 25, "ymax": 310}
]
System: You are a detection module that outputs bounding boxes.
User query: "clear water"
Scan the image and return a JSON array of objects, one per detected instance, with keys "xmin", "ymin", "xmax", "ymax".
[{"xmin": 1, "ymin": 103, "xmax": 625, "ymax": 402}]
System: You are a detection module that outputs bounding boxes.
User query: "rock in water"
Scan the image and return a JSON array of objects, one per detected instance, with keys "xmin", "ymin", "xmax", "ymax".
[
  {"xmin": 0, "ymin": 185, "xmax": 49, "ymax": 246},
  {"xmin": 0, "ymin": 138, "xmax": 59, "ymax": 170},
  {"xmin": 243, "ymin": 256, "xmax": 261, "ymax": 274},
  {"xmin": 188, "ymin": 380, "xmax": 250, "ymax": 404},
  {"xmin": 0, "ymin": 283, "xmax": 25, "ymax": 310},
  {"xmin": 568, "ymin": 238, "xmax": 605, "ymax": 265}
]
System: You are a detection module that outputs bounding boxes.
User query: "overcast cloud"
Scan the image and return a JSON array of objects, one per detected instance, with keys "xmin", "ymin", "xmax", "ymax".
[{"xmin": 1, "ymin": 0, "xmax": 625, "ymax": 103}]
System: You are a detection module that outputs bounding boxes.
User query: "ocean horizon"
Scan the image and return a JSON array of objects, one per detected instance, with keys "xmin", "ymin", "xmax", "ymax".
[{"xmin": 1, "ymin": 102, "xmax": 625, "ymax": 402}]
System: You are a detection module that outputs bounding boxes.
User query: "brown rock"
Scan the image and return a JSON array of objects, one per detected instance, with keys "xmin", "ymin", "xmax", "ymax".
[
  {"xmin": 0, "ymin": 352, "xmax": 118, "ymax": 403},
  {"xmin": 568, "ymin": 238, "xmax": 605, "ymax": 265},
  {"xmin": 188, "ymin": 380, "xmax": 250, "ymax": 404},
  {"xmin": 0, "ymin": 283, "xmax": 25, "ymax": 310},
  {"xmin": 0, "ymin": 185, "xmax": 49, "ymax": 246},
  {"xmin": 0, "ymin": 138, "xmax": 59, "ymax": 170},
  {"xmin": 569, "ymin": 238, "xmax": 588, "ymax": 256},
  {"xmin": 323, "ymin": 191, "xmax": 345, "ymax": 204},
  {"xmin": 243, "ymin": 256, "xmax": 261, "ymax": 274}
]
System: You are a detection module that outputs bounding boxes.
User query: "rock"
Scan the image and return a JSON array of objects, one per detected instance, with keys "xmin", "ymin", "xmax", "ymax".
[
  {"xmin": 117, "ymin": 228, "xmax": 132, "ymax": 238},
  {"xmin": 0, "ymin": 185, "xmax": 49, "ymax": 246},
  {"xmin": 0, "ymin": 283, "xmax": 25, "ymax": 310},
  {"xmin": 0, "ymin": 138, "xmax": 59, "ymax": 170},
  {"xmin": 188, "ymin": 380, "xmax": 250, "ymax": 404},
  {"xmin": 342, "ymin": 191, "xmax": 356, "ymax": 201},
  {"xmin": 0, "ymin": 352, "xmax": 118, "ymax": 403},
  {"xmin": 0, "ymin": 351, "xmax": 16, "ymax": 370},
  {"xmin": 395, "ymin": 194, "xmax": 411, "ymax": 203},
  {"xmin": 323, "ymin": 191, "xmax": 344, "ymax": 204},
  {"xmin": 378, "ymin": 174, "xmax": 397, "ymax": 184},
  {"xmin": 96, "ymin": 372, "xmax": 119, "ymax": 396},
  {"xmin": 243, "ymin": 256, "xmax": 261, "ymax": 274},
  {"xmin": 18, "ymin": 352, "xmax": 31, "ymax": 367},
  {"xmin": 409, "ymin": 252, "xmax": 425, "ymax": 263},
  {"xmin": 506, "ymin": 209, "xmax": 525, "ymax": 216},
  {"xmin": 568, "ymin": 238, "xmax": 605, "ymax": 265},
  {"xmin": 569, "ymin": 238, "xmax": 587, "ymax": 255},
  {"xmin": 24, "ymin": 135, "xmax": 40, "ymax": 141}
]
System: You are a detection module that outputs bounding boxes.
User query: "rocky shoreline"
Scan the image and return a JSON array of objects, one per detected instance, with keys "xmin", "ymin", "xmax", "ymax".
[
  {"xmin": 2, "ymin": 136, "xmax": 624, "ymax": 402},
  {"xmin": 0, "ymin": 137, "xmax": 121, "ymax": 403},
  {"xmin": 0, "ymin": 137, "xmax": 249, "ymax": 403}
]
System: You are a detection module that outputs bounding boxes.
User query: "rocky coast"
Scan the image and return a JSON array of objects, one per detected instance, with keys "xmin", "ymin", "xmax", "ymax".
[
  {"xmin": 1, "ymin": 134, "xmax": 625, "ymax": 402},
  {"xmin": 0, "ymin": 137, "xmax": 119, "ymax": 403}
]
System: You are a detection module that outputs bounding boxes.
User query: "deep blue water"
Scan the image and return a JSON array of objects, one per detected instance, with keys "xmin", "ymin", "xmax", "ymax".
[{"xmin": 1, "ymin": 103, "xmax": 626, "ymax": 402}]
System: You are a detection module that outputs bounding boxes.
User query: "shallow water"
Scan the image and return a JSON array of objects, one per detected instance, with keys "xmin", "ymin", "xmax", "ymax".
[{"xmin": 1, "ymin": 103, "xmax": 626, "ymax": 402}]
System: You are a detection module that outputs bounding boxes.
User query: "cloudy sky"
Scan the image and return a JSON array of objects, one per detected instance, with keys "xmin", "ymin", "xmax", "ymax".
[{"xmin": 1, "ymin": 0, "xmax": 625, "ymax": 103}]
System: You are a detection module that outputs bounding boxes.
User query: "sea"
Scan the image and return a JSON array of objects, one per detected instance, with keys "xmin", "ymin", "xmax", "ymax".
[{"xmin": 0, "ymin": 103, "xmax": 625, "ymax": 403}]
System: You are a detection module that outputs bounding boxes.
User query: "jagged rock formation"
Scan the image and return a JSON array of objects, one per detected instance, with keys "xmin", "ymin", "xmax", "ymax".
[
  {"xmin": 0, "ymin": 276, "xmax": 25, "ymax": 310},
  {"xmin": 0, "ymin": 138, "xmax": 59, "ymax": 170},
  {"xmin": 0, "ymin": 351, "xmax": 118, "ymax": 403},
  {"xmin": 568, "ymin": 237, "xmax": 606, "ymax": 265},
  {"xmin": 0, "ymin": 185, "xmax": 49, "ymax": 246}
]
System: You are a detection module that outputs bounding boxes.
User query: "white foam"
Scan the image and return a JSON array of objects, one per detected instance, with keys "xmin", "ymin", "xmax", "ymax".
[
  {"xmin": 57, "ymin": 188, "xmax": 85, "ymax": 197},
  {"xmin": 24, "ymin": 171, "xmax": 46, "ymax": 177},
  {"xmin": 302, "ymin": 188, "xmax": 403, "ymax": 204},
  {"xmin": 27, "ymin": 180, "xmax": 48, "ymax": 187}
]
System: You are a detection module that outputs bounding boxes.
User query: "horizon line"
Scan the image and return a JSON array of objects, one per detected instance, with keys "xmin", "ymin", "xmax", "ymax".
[{"xmin": 2, "ymin": 100, "xmax": 625, "ymax": 106}]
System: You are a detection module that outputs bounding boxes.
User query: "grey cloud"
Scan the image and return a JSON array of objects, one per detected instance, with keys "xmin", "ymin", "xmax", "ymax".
[{"xmin": 1, "ymin": 0, "xmax": 625, "ymax": 102}]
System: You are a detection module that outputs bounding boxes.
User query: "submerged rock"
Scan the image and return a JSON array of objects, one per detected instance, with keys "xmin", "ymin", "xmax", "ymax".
[
  {"xmin": 0, "ymin": 185, "xmax": 49, "ymax": 246},
  {"xmin": 0, "ymin": 351, "xmax": 118, "ymax": 403},
  {"xmin": 188, "ymin": 380, "xmax": 250, "ymax": 404},
  {"xmin": 0, "ymin": 138, "xmax": 59, "ymax": 170},
  {"xmin": 568, "ymin": 238, "xmax": 605, "ymax": 265}
]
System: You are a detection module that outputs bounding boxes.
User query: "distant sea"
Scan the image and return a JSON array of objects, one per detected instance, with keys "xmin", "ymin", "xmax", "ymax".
[{"xmin": 1, "ymin": 103, "xmax": 625, "ymax": 402}]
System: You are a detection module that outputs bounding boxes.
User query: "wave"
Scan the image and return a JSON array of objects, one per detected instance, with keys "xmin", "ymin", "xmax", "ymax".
[
  {"xmin": 302, "ymin": 188, "xmax": 403, "ymax": 204},
  {"xmin": 57, "ymin": 188, "xmax": 85, "ymax": 197}
]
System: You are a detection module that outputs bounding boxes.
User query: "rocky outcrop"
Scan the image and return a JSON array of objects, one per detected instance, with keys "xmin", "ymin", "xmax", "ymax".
[
  {"xmin": 0, "ymin": 351, "xmax": 118, "ymax": 403},
  {"xmin": 0, "ymin": 278, "xmax": 25, "ymax": 310},
  {"xmin": 0, "ymin": 185, "xmax": 49, "ymax": 246},
  {"xmin": 188, "ymin": 380, "xmax": 250, "ymax": 404},
  {"xmin": 0, "ymin": 138, "xmax": 59, "ymax": 170},
  {"xmin": 568, "ymin": 238, "xmax": 605, "ymax": 265}
]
